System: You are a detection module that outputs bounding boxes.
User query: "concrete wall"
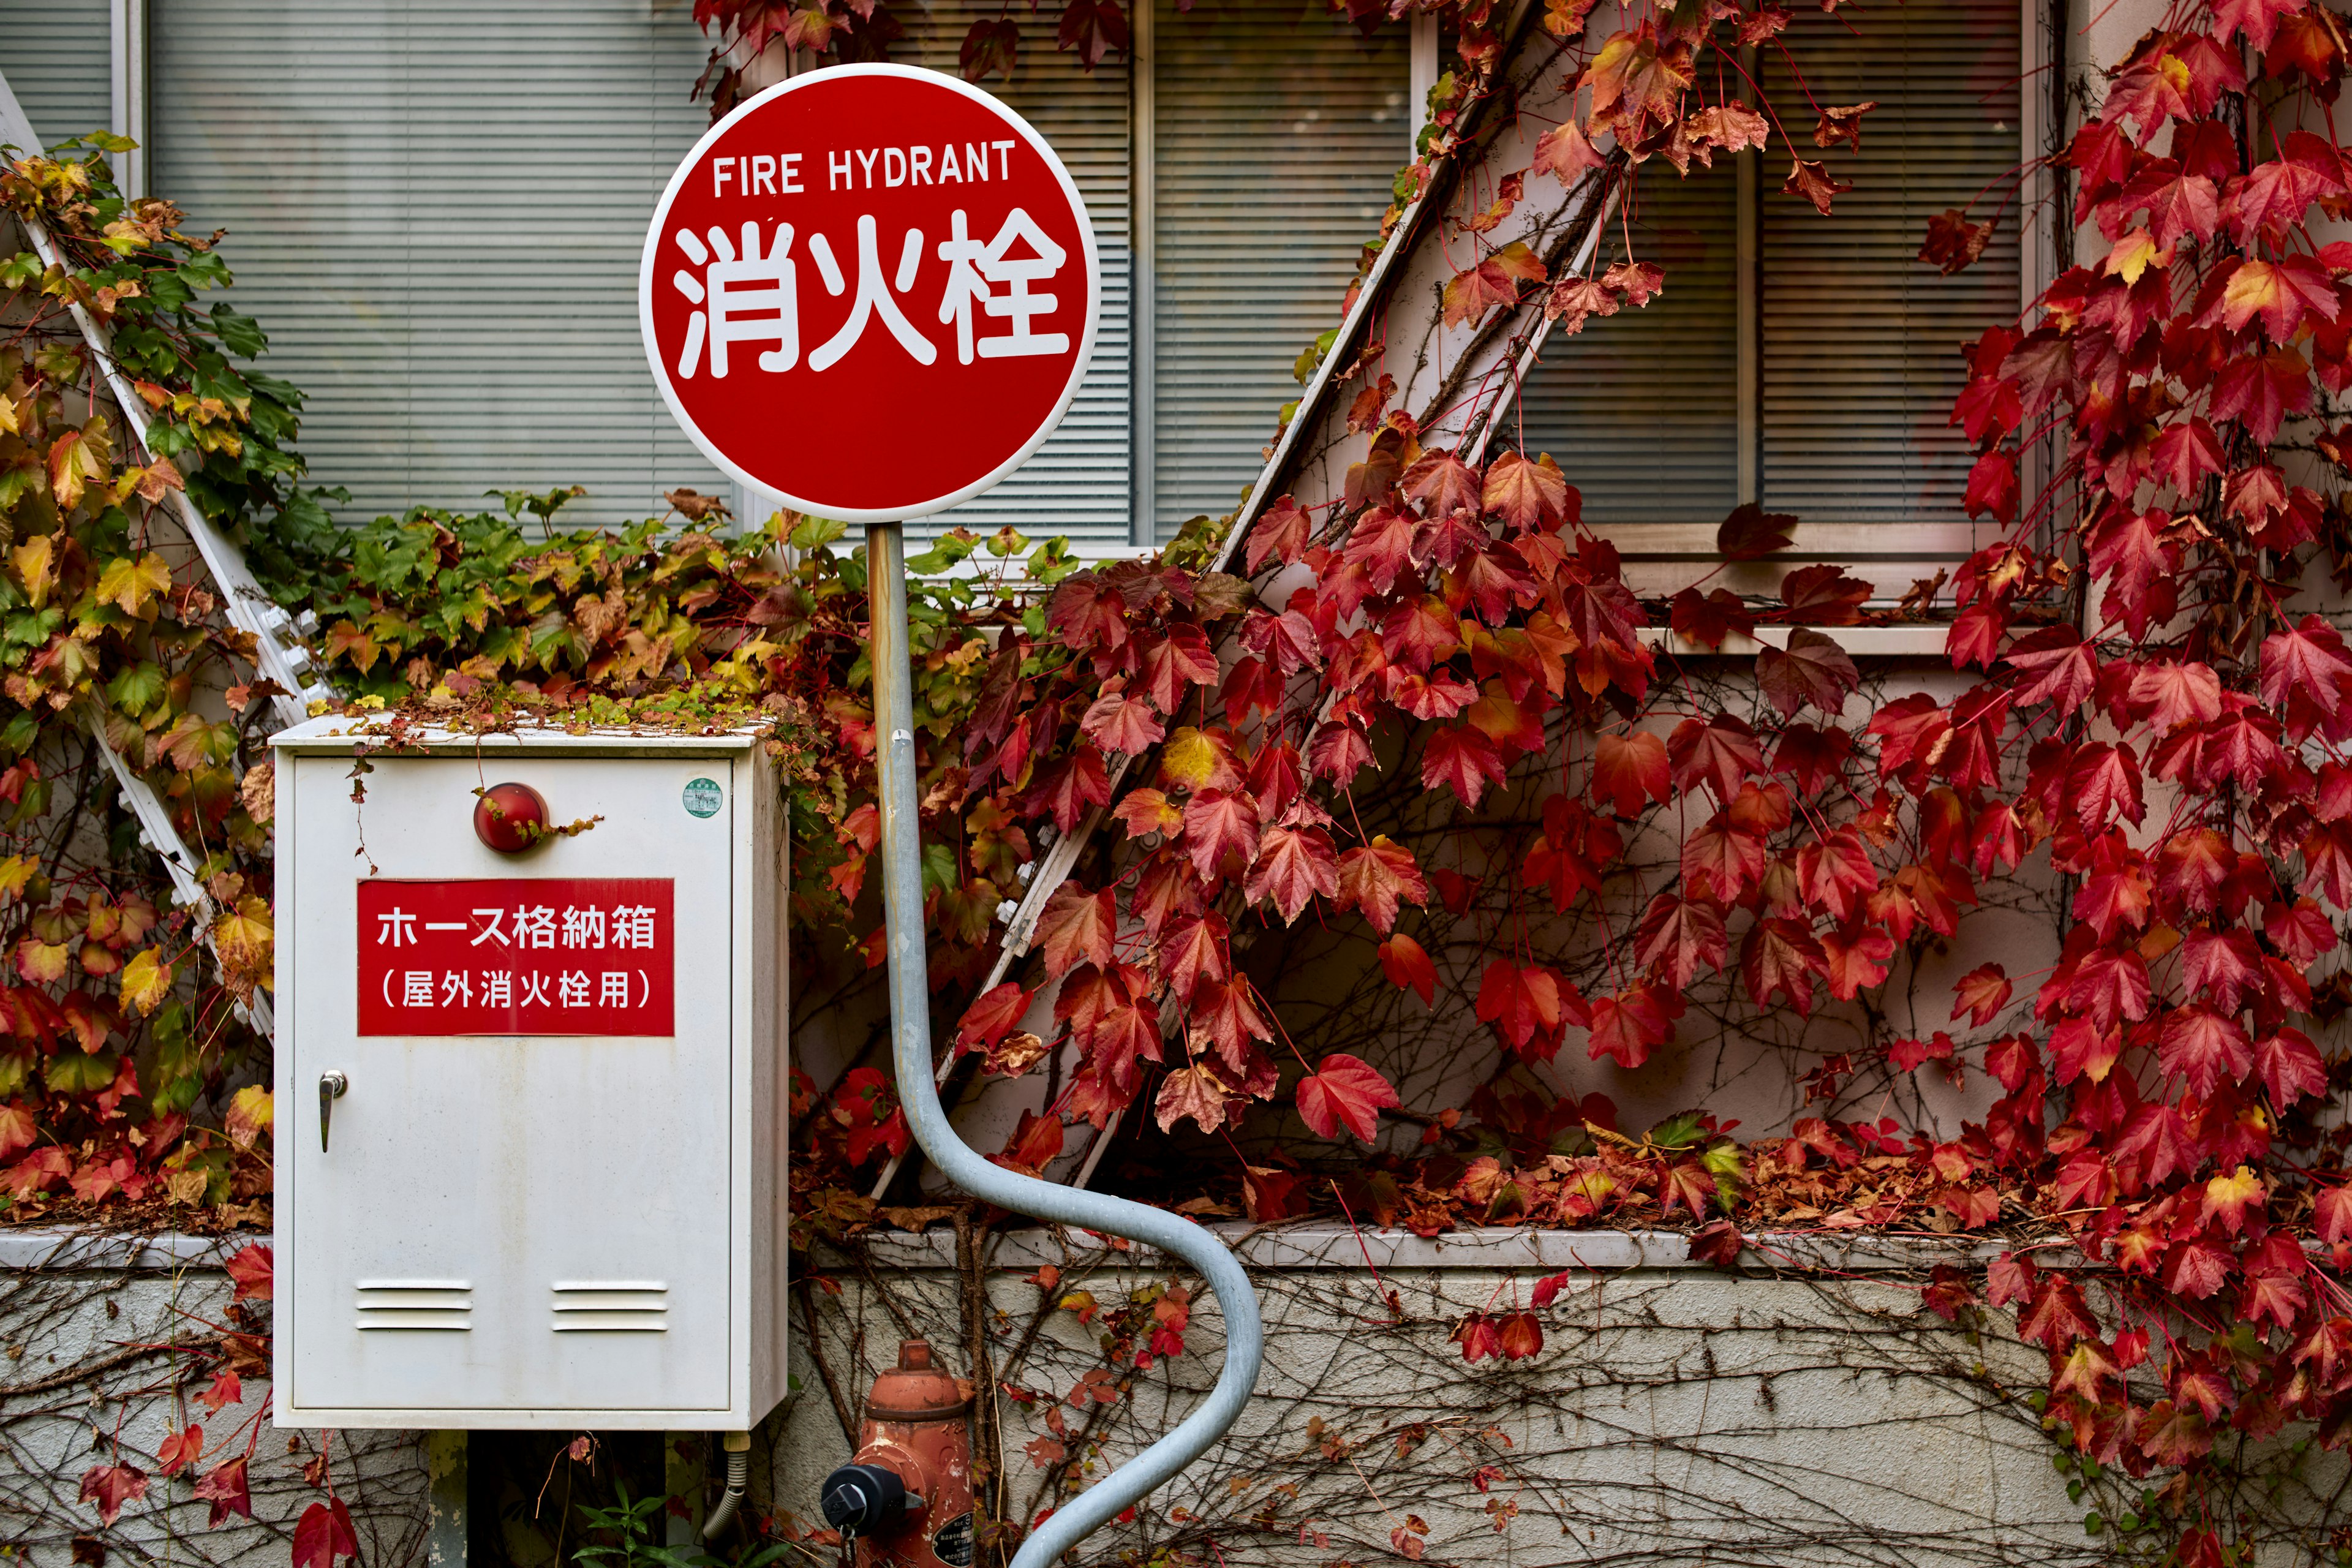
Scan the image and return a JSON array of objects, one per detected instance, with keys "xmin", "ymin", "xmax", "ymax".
[
  {"xmin": 0, "ymin": 1230, "xmax": 428, "ymax": 1568},
  {"xmin": 7, "ymin": 1224, "xmax": 2343, "ymax": 1565},
  {"xmin": 772, "ymin": 1228, "xmax": 2291, "ymax": 1567}
]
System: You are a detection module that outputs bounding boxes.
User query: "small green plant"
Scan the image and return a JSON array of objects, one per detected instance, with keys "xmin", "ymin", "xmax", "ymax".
[{"xmin": 572, "ymin": 1484, "xmax": 798, "ymax": 1568}]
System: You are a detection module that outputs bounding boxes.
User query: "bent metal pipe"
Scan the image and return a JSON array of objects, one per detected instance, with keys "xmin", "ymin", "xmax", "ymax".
[{"xmin": 865, "ymin": 521, "xmax": 1264, "ymax": 1568}]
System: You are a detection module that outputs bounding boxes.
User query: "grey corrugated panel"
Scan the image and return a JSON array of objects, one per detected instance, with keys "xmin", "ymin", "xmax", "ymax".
[
  {"xmin": 0, "ymin": 0, "xmax": 111, "ymax": 151},
  {"xmin": 150, "ymin": 0, "xmax": 731, "ymax": 532},
  {"xmin": 897, "ymin": 0, "xmax": 1134, "ymax": 552},
  {"xmin": 1520, "ymin": 0, "xmax": 2021, "ymax": 587},
  {"xmin": 1152, "ymin": 0, "xmax": 1409, "ymax": 541}
]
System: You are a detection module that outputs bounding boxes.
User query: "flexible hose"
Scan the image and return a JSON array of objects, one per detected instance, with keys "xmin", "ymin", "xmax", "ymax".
[
  {"xmin": 701, "ymin": 1447, "xmax": 749, "ymax": 1542},
  {"xmin": 866, "ymin": 522, "xmax": 1264, "ymax": 1568}
]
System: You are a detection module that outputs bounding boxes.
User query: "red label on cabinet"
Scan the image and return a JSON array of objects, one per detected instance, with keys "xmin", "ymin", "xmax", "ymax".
[{"xmin": 356, "ymin": 879, "xmax": 675, "ymax": 1036}]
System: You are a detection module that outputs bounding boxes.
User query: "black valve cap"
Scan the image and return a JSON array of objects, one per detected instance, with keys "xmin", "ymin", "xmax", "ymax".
[{"xmin": 820, "ymin": 1463, "xmax": 908, "ymax": 1536}]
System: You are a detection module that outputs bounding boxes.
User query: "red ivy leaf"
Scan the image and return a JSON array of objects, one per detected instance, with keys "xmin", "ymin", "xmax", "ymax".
[
  {"xmin": 1294, "ymin": 1054, "xmax": 1402, "ymax": 1142},
  {"xmin": 1055, "ymin": 0, "xmax": 1129, "ymax": 68},
  {"xmin": 1245, "ymin": 495, "xmax": 1311, "ymax": 574},
  {"xmin": 956, "ymin": 982, "xmax": 1035, "ymax": 1054},
  {"xmin": 2018, "ymin": 1273, "xmax": 2097, "ymax": 1349},
  {"xmin": 1477, "ymin": 959, "xmax": 1566, "ymax": 1056},
  {"xmin": 292, "ymin": 1498, "xmax": 360, "ymax": 1568},
  {"xmin": 223, "ymin": 1243, "xmax": 273, "ymax": 1302},
  {"xmin": 1634, "ymin": 894, "xmax": 1727, "ymax": 990},
  {"xmin": 1950, "ymin": 963, "xmax": 2012, "ymax": 1027},
  {"xmin": 1246, "ymin": 826, "xmax": 1340, "ymax": 924},
  {"xmin": 1593, "ymin": 728, "xmax": 1670, "ymax": 815},
  {"xmin": 1716, "ymin": 502, "xmax": 1796, "ymax": 559},
  {"xmin": 79, "ymin": 1463, "xmax": 148, "ymax": 1526},
  {"xmin": 1755, "ymin": 629, "xmax": 1860, "ymax": 719},
  {"xmin": 1377, "ymin": 932, "xmax": 1438, "ymax": 1007},
  {"xmin": 1687, "ymin": 1218, "xmax": 1744, "ymax": 1267},
  {"xmin": 1037, "ymin": 887, "xmax": 1115, "ymax": 978},
  {"xmin": 156, "ymin": 1423, "xmax": 203, "ymax": 1479},
  {"xmin": 1495, "ymin": 1310, "xmax": 1544, "ymax": 1360},
  {"xmin": 1335, "ymin": 836, "xmax": 1428, "ymax": 935},
  {"xmin": 193, "ymin": 1456, "xmax": 251, "ymax": 1527},
  {"xmin": 1422, "ymin": 725, "xmax": 1507, "ymax": 809}
]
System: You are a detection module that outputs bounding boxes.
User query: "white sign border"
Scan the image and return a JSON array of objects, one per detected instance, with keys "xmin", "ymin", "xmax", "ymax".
[{"xmin": 638, "ymin": 62, "xmax": 1102, "ymax": 525}]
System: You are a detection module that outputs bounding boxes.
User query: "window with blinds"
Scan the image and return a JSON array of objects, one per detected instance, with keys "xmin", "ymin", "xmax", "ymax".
[
  {"xmin": 1511, "ymin": 168, "xmax": 1740, "ymax": 525},
  {"xmin": 903, "ymin": 0, "xmax": 1410, "ymax": 549},
  {"xmin": 86, "ymin": 1, "xmax": 1403, "ymax": 550},
  {"xmin": 1145, "ymin": 0, "xmax": 1410, "ymax": 543},
  {"xmin": 0, "ymin": 0, "xmax": 111, "ymax": 151},
  {"xmin": 1515, "ymin": 0, "xmax": 2023, "ymax": 602},
  {"xmin": 148, "ymin": 1, "xmax": 726, "ymax": 533},
  {"xmin": 894, "ymin": 2, "xmax": 1135, "ymax": 551}
]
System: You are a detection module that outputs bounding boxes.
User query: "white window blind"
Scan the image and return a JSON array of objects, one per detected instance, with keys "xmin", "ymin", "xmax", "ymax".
[
  {"xmin": 1510, "ymin": 169, "xmax": 1740, "ymax": 524},
  {"xmin": 149, "ymin": 1, "xmax": 726, "ymax": 533},
  {"xmin": 1146, "ymin": 0, "xmax": 1408, "ymax": 543},
  {"xmin": 897, "ymin": 1, "xmax": 1135, "ymax": 554},
  {"xmin": 1757, "ymin": 4, "xmax": 2023, "ymax": 522},
  {"xmin": 1516, "ymin": 0, "xmax": 2023, "ymax": 600},
  {"xmin": 126, "ymin": 0, "xmax": 1403, "ymax": 548},
  {"xmin": 0, "ymin": 0, "xmax": 112, "ymax": 150}
]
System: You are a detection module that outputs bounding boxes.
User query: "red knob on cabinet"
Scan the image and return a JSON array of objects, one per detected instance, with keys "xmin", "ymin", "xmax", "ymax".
[{"xmin": 473, "ymin": 782, "xmax": 549, "ymax": 853}]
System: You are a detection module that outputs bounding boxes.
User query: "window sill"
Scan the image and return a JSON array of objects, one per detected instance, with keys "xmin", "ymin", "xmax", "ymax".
[
  {"xmin": 855, "ymin": 1222, "xmax": 2048, "ymax": 1273},
  {"xmin": 1641, "ymin": 624, "xmax": 1952, "ymax": 658}
]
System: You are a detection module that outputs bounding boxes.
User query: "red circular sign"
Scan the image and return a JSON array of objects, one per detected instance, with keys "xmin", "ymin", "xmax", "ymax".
[{"xmin": 640, "ymin": 65, "xmax": 1100, "ymax": 522}]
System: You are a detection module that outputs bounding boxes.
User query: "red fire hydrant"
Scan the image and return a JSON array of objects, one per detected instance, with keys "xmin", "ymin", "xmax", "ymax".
[{"xmin": 819, "ymin": 1340, "xmax": 978, "ymax": 1568}]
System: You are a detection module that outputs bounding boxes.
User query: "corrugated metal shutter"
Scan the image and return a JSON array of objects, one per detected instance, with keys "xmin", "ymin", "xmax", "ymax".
[
  {"xmin": 897, "ymin": 1, "xmax": 1134, "ymax": 554},
  {"xmin": 1150, "ymin": 0, "xmax": 1408, "ymax": 542},
  {"xmin": 148, "ymin": 1, "xmax": 726, "ymax": 533},
  {"xmin": 1517, "ymin": 0, "xmax": 2021, "ymax": 605},
  {"xmin": 0, "ymin": 0, "xmax": 113, "ymax": 152}
]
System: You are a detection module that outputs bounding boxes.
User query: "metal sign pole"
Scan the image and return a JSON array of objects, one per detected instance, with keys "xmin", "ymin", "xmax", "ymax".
[{"xmin": 864, "ymin": 522, "xmax": 1262, "ymax": 1568}]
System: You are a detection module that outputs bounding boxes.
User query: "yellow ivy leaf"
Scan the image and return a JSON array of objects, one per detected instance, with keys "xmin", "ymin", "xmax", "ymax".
[
  {"xmin": 210, "ymin": 895, "xmax": 274, "ymax": 995},
  {"xmin": 1158, "ymin": 726, "xmax": 1239, "ymax": 793},
  {"xmin": 226, "ymin": 1084, "xmax": 273, "ymax": 1150},
  {"xmin": 132, "ymin": 458, "xmax": 184, "ymax": 503},
  {"xmin": 2105, "ymin": 227, "xmax": 2169, "ymax": 285},
  {"xmin": 0, "ymin": 855, "xmax": 34, "ymax": 903},
  {"xmin": 119, "ymin": 947, "xmax": 172, "ymax": 1016},
  {"xmin": 14, "ymin": 937, "xmax": 69, "ymax": 985},
  {"xmin": 0, "ymin": 1101, "xmax": 32, "ymax": 1159},
  {"xmin": 95, "ymin": 552, "xmax": 173, "ymax": 618},
  {"xmin": 163, "ymin": 1167, "xmax": 209, "ymax": 1205},
  {"xmin": 239, "ymin": 759, "xmax": 274, "ymax": 825},
  {"xmin": 0, "ymin": 393, "xmax": 17, "ymax": 436},
  {"xmin": 47, "ymin": 424, "xmax": 107, "ymax": 510},
  {"xmin": 12, "ymin": 535, "xmax": 54, "ymax": 609}
]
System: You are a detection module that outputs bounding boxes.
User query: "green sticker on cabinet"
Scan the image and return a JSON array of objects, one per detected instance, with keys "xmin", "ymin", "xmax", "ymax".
[{"xmin": 682, "ymin": 777, "xmax": 723, "ymax": 818}]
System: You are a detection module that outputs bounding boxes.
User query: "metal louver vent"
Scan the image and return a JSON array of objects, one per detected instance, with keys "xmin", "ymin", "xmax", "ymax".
[
  {"xmin": 550, "ymin": 1281, "xmax": 669, "ymax": 1333},
  {"xmin": 354, "ymin": 1281, "xmax": 472, "ymax": 1331}
]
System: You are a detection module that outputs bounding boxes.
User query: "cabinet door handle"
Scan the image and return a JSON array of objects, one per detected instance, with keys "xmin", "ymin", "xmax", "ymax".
[{"xmin": 318, "ymin": 1071, "xmax": 349, "ymax": 1152}]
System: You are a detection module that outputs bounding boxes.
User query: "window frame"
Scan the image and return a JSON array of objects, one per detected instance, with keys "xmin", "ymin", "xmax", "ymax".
[
  {"xmin": 1537, "ymin": 0, "xmax": 2054, "ymax": 652},
  {"xmin": 1128, "ymin": 2, "xmax": 1434, "ymax": 550},
  {"xmin": 747, "ymin": 10, "xmax": 1433, "ymax": 559}
]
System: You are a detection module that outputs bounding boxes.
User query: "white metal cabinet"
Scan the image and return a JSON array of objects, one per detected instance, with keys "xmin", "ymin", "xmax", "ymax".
[{"xmin": 270, "ymin": 718, "xmax": 789, "ymax": 1430}]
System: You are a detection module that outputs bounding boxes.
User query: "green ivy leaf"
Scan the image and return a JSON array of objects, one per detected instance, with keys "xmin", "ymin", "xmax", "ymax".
[
  {"xmin": 788, "ymin": 514, "xmax": 847, "ymax": 552},
  {"xmin": 43, "ymin": 1049, "xmax": 118, "ymax": 1094}
]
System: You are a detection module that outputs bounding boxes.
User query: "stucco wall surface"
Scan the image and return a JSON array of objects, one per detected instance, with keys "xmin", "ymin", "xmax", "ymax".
[
  {"xmin": 0, "ymin": 1230, "xmax": 429, "ymax": 1568},
  {"xmin": 773, "ymin": 1228, "xmax": 2189, "ymax": 1568},
  {"xmin": 6, "ymin": 1227, "xmax": 2339, "ymax": 1568}
]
